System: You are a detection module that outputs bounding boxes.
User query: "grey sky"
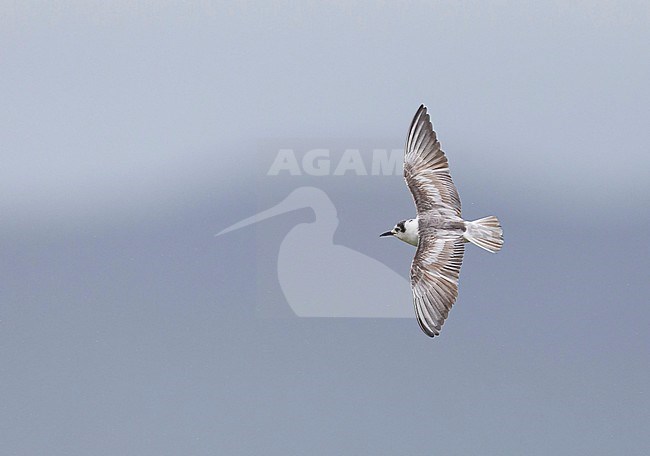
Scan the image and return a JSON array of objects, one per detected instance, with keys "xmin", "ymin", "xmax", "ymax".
[{"xmin": 2, "ymin": 2, "xmax": 649, "ymax": 455}]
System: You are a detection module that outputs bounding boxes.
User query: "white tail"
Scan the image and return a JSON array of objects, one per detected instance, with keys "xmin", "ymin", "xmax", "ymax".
[{"xmin": 464, "ymin": 216, "xmax": 503, "ymax": 253}]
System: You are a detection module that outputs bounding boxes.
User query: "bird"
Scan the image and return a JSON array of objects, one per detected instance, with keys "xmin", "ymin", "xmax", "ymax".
[{"xmin": 380, "ymin": 104, "xmax": 503, "ymax": 337}]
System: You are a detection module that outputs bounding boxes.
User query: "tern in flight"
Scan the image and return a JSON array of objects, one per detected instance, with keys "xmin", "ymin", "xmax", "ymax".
[{"xmin": 380, "ymin": 105, "xmax": 503, "ymax": 337}]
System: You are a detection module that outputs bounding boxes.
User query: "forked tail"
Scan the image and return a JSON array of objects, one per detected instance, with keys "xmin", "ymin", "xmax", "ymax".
[{"xmin": 464, "ymin": 216, "xmax": 503, "ymax": 253}]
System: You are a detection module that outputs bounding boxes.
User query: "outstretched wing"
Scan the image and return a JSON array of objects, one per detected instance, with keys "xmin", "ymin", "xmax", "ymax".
[
  {"xmin": 410, "ymin": 233, "xmax": 465, "ymax": 337},
  {"xmin": 404, "ymin": 105, "xmax": 461, "ymax": 217}
]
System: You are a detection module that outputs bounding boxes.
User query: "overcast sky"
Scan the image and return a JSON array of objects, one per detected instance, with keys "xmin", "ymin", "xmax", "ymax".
[{"xmin": 2, "ymin": 2, "xmax": 649, "ymax": 455}]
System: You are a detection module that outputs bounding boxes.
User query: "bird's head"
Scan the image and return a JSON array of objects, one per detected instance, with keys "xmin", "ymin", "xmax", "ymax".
[{"xmin": 380, "ymin": 219, "xmax": 419, "ymax": 246}]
